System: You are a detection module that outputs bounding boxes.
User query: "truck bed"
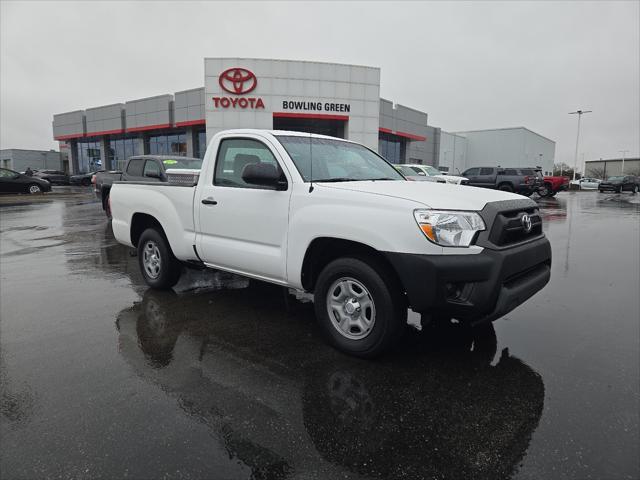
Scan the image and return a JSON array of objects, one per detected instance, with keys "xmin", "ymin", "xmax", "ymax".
[{"xmin": 110, "ymin": 182, "xmax": 200, "ymax": 261}]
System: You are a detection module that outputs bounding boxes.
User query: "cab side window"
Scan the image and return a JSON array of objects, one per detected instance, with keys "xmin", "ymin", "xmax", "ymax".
[
  {"xmin": 214, "ymin": 138, "xmax": 282, "ymax": 189},
  {"xmin": 480, "ymin": 168, "xmax": 495, "ymax": 175},
  {"xmin": 126, "ymin": 159, "xmax": 144, "ymax": 177},
  {"xmin": 463, "ymin": 168, "xmax": 479, "ymax": 176}
]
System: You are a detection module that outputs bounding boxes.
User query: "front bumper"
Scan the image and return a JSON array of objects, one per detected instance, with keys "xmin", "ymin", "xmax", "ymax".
[{"xmin": 384, "ymin": 236, "xmax": 551, "ymax": 324}]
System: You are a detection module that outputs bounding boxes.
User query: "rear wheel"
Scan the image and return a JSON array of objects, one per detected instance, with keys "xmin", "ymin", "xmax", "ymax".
[
  {"xmin": 137, "ymin": 228, "xmax": 181, "ymax": 289},
  {"xmin": 632, "ymin": 185, "xmax": 639, "ymax": 194},
  {"xmin": 103, "ymin": 193, "xmax": 112, "ymax": 218},
  {"xmin": 314, "ymin": 257, "xmax": 406, "ymax": 358},
  {"xmin": 498, "ymin": 183, "xmax": 514, "ymax": 192}
]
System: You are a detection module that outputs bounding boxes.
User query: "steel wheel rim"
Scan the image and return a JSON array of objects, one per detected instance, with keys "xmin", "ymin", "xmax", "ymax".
[
  {"xmin": 326, "ymin": 277, "xmax": 376, "ymax": 340},
  {"xmin": 29, "ymin": 185, "xmax": 40, "ymax": 194},
  {"xmin": 142, "ymin": 241, "xmax": 162, "ymax": 279}
]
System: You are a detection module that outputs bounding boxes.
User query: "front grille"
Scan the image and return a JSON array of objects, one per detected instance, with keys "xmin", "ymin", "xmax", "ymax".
[{"xmin": 488, "ymin": 208, "xmax": 543, "ymax": 247}]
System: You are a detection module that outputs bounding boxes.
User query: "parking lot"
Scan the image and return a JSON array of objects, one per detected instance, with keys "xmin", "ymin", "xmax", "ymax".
[{"xmin": 1, "ymin": 189, "xmax": 638, "ymax": 479}]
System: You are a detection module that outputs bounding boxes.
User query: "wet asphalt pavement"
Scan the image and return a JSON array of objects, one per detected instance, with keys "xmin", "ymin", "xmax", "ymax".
[{"xmin": 1, "ymin": 188, "xmax": 638, "ymax": 480}]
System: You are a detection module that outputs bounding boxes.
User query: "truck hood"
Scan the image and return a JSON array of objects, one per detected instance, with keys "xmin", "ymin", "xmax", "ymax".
[{"xmin": 318, "ymin": 180, "xmax": 526, "ymax": 210}]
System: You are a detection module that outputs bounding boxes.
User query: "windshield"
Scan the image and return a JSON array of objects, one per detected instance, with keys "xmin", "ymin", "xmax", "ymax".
[
  {"xmin": 276, "ymin": 136, "xmax": 404, "ymax": 182},
  {"xmin": 160, "ymin": 157, "xmax": 203, "ymax": 170},
  {"xmin": 397, "ymin": 165, "xmax": 419, "ymax": 176},
  {"xmin": 422, "ymin": 165, "xmax": 442, "ymax": 176}
]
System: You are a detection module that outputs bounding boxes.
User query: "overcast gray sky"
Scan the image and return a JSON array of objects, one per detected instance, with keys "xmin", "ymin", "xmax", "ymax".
[{"xmin": 1, "ymin": 1, "xmax": 639, "ymax": 166}]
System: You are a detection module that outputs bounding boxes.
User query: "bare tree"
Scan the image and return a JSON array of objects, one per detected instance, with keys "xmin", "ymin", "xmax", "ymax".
[{"xmin": 587, "ymin": 167, "xmax": 606, "ymax": 179}]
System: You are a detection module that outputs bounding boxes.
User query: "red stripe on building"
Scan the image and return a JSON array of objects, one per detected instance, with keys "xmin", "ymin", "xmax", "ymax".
[
  {"xmin": 378, "ymin": 128, "xmax": 426, "ymax": 142},
  {"xmin": 175, "ymin": 119, "xmax": 206, "ymax": 127},
  {"xmin": 395, "ymin": 131, "xmax": 427, "ymax": 141},
  {"xmin": 273, "ymin": 112, "xmax": 349, "ymax": 121},
  {"xmin": 125, "ymin": 123, "xmax": 172, "ymax": 133},
  {"xmin": 85, "ymin": 128, "xmax": 124, "ymax": 137},
  {"xmin": 54, "ymin": 133, "xmax": 84, "ymax": 140}
]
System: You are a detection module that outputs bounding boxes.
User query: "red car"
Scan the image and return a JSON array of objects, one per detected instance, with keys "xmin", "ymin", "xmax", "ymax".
[{"xmin": 537, "ymin": 174, "xmax": 570, "ymax": 197}]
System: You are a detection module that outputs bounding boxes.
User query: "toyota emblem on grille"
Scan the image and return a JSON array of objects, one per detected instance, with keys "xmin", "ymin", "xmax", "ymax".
[
  {"xmin": 219, "ymin": 68, "xmax": 257, "ymax": 94},
  {"xmin": 521, "ymin": 214, "xmax": 533, "ymax": 233}
]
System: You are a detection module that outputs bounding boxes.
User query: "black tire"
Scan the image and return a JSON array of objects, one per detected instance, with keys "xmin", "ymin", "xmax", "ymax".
[
  {"xmin": 498, "ymin": 183, "xmax": 514, "ymax": 193},
  {"xmin": 632, "ymin": 185, "xmax": 638, "ymax": 194},
  {"xmin": 26, "ymin": 183, "xmax": 42, "ymax": 194},
  {"xmin": 616, "ymin": 186, "xmax": 622, "ymax": 194},
  {"xmin": 137, "ymin": 228, "xmax": 181, "ymax": 289},
  {"xmin": 314, "ymin": 257, "xmax": 406, "ymax": 358},
  {"xmin": 537, "ymin": 183, "xmax": 552, "ymax": 197},
  {"xmin": 103, "ymin": 192, "xmax": 112, "ymax": 219}
]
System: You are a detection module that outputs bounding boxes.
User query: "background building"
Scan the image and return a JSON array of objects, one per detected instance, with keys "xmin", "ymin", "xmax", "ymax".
[
  {"xmin": 584, "ymin": 157, "xmax": 640, "ymax": 179},
  {"xmin": 52, "ymin": 58, "xmax": 554, "ymax": 176},
  {"xmin": 438, "ymin": 127, "xmax": 556, "ymax": 176},
  {"xmin": 0, "ymin": 149, "xmax": 62, "ymax": 172},
  {"xmin": 53, "ymin": 59, "xmax": 438, "ymax": 174}
]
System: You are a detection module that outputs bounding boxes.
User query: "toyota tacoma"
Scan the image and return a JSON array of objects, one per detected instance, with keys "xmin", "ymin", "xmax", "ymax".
[{"xmin": 110, "ymin": 130, "xmax": 551, "ymax": 357}]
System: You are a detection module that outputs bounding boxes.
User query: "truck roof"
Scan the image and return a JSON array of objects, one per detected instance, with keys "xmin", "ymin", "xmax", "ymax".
[{"xmin": 214, "ymin": 129, "xmax": 355, "ymax": 143}]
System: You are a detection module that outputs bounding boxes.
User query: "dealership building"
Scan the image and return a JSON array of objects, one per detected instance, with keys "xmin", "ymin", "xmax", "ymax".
[{"xmin": 52, "ymin": 58, "xmax": 554, "ymax": 175}]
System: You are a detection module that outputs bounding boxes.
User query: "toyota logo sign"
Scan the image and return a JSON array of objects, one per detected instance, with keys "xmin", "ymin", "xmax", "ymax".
[
  {"xmin": 219, "ymin": 68, "xmax": 257, "ymax": 95},
  {"xmin": 521, "ymin": 214, "xmax": 533, "ymax": 233}
]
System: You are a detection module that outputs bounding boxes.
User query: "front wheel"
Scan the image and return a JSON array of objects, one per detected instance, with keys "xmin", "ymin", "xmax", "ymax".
[
  {"xmin": 314, "ymin": 257, "xmax": 406, "ymax": 358},
  {"xmin": 137, "ymin": 228, "xmax": 181, "ymax": 289},
  {"xmin": 498, "ymin": 183, "xmax": 514, "ymax": 193},
  {"xmin": 537, "ymin": 184, "xmax": 550, "ymax": 197},
  {"xmin": 27, "ymin": 183, "xmax": 42, "ymax": 194}
]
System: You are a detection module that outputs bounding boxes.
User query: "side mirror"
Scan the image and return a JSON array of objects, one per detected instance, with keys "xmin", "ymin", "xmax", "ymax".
[
  {"xmin": 242, "ymin": 163, "xmax": 286, "ymax": 190},
  {"xmin": 417, "ymin": 171, "xmax": 426, "ymax": 176}
]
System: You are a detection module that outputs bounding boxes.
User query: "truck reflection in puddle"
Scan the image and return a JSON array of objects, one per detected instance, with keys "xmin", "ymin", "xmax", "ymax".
[{"xmin": 115, "ymin": 281, "xmax": 545, "ymax": 479}]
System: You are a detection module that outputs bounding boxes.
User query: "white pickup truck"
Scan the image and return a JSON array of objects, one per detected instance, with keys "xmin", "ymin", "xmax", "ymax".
[{"xmin": 110, "ymin": 129, "xmax": 551, "ymax": 357}]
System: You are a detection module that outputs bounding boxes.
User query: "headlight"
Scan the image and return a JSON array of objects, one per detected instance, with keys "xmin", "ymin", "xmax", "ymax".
[{"xmin": 414, "ymin": 209, "xmax": 485, "ymax": 247}]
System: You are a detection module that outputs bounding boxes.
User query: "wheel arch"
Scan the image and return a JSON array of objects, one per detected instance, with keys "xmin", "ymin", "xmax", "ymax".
[
  {"xmin": 300, "ymin": 237, "xmax": 403, "ymax": 294},
  {"xmin": 130, "ymin": 213, "xmax": 167, "ymax": 248}
]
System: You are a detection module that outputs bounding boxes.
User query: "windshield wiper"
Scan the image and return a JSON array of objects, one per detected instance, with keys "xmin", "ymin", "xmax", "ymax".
[
  {"xmin": 368, "ymin": 177, "xmax": 397, "ymax": 181},
  {"xmin": 314, "ymin": 178, "xmax": 356, "ymax": 183}
]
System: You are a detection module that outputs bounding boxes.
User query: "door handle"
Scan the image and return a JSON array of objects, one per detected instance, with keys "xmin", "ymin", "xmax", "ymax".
[{"xmin": 201, "ymin": 197, "xmax": 217, "ymax": 205}]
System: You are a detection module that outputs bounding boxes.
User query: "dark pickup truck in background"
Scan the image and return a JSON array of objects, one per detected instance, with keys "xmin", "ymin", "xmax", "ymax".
[
  {"xmin": 94, "ymin": 155, "xmax": 202, "ymax": 217},
  {"xmin": 461, "ymin": 167, "xmax": 542, "ymax": 195}
]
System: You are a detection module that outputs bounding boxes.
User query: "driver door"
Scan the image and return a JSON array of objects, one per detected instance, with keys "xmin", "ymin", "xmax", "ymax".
[{"xmin": 196, "ymin": 135, "xmax": 292, "ymax": 283}]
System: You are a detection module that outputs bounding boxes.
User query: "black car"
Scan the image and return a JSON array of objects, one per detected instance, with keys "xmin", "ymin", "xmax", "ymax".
[
  {"xmin": 34, "ymin": 169, "xmax": 70, "ymax": 185},
  {"xmin": 598, "ymin": 175, "xmax": 639, "ymax": 194},
  {"xmin": 0, "ymin": 168, "xmax": 52, "ymax": 194},
  {"xmin": 70, "ymin": 171, "xmax": 96, "ymax": 186}
]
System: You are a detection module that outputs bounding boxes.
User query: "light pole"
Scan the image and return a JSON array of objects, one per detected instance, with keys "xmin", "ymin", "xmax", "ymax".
[
  {"xmin": 569, "ymin": 109, "xmax": 592, "ymax": 181},
  {"xmin": 619, "ymin": 150, "xmax": 629, "ymax": 174}
]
